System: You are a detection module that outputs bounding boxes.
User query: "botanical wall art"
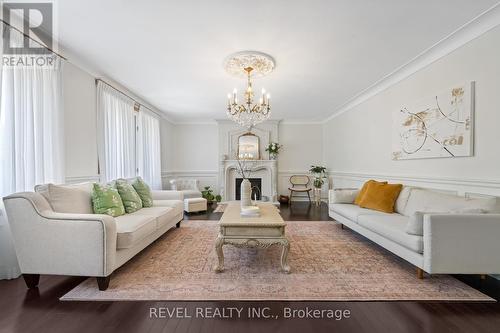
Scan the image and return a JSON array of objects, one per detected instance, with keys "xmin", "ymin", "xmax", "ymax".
[{"xmin": 392, "ymin": 82, "xmax": 474, "ymax": 160}]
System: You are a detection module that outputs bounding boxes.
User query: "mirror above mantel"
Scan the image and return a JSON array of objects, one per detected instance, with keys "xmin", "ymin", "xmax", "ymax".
[{"xmin": 238, "ymin": 132, "xmax": 259, "ymax": 159}]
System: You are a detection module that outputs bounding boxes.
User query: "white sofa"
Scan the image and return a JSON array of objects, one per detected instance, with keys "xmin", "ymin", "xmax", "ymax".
[
  {"xmin": 3, "ymin": 181, "xmax": 184, "ymax": 290},
  {"xmin": 329, "ymin": 186, "xmax": 500, "ymax": 278}
]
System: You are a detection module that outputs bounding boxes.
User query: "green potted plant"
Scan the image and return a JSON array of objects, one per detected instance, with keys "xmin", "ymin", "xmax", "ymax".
[
  {"xmin": 201, "ymin": 186, "xmax": 222, "ymax": 204},
  {"xmin": 201, "ymin": 186, "xmax": 215, "ymax": 203},
  {"xmin": 265, "ymin": 142, "xmax": 282, "ymax": 160},
  {"xmin": 309, "ymin": 165, "xmax": 327, "ymax": 188}
]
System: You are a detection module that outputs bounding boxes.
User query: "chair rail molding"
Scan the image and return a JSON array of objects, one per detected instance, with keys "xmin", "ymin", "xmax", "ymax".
[
  {"xmin": 65, "ymin": 175, "xmax": 101, "ymax": 184},
  {"xmin": 330, "ymin": 171, "xmax": 500, "ymax": 197}
]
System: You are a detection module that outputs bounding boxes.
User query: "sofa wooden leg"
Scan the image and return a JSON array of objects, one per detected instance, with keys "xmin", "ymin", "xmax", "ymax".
[
  {"xmin": 96, "ymin": 276, "xmax": 110, "ymax": 291},
  {"xmin": 417, "ymin": 268, "xmax": 424, "ymax": 279},
  {"xmin": 22, "ymin": 274, "xmax": 40, "ymax": 289},
  {"xmin": 176, "ymin": 221, "xmax": 181, "ymax": 228}
]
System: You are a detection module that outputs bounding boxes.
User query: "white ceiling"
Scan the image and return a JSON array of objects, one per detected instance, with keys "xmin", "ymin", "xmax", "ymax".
[{"xmin": 57, "ymin": 0, "xmax": 499, "ymax": 122}]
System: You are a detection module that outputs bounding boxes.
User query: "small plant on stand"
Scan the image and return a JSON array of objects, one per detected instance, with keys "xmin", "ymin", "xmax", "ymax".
[
  {"xmin": 265, "ymin": 142, "xmax": 282, "ymax": 160},
  {"xmin": 309, "ymin": 165, "xmax": 327, "ymax": 206}
]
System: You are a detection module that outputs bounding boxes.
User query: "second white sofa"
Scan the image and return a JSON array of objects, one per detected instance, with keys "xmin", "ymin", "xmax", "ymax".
[{"xmin": 329, "ymin": 186, "xmax": 500, "ymax": 278}]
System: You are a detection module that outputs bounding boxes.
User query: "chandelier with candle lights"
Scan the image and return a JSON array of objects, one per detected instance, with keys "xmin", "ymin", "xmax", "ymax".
[{"xmin": 224, "ymin": 51, "xmax": 275, "ymax": 128}]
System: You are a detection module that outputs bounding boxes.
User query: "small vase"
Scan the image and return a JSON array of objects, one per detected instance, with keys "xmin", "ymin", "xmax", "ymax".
[
  {"xmin": 270, "ymin": 153, "xmax": 277, "ymax": 160},
  {"xmin": 240, "ymin": 179, "xmax": 252, "ymax": 207}
]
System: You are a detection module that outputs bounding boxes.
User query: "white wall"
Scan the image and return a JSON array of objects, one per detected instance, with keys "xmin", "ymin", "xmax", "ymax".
[
  {"xmin": 173, "ymin": 124, "xmax": 219, "ymax": 171},
  {"xmin": 278, "ymin": 123, "xmax": 323, "ymax": 171},
  {"xmin": 323, "ymin": 25, "xmax": 500, "ymax": 194},
  {"xmin": 278, "ymin": 123, "xmax": 324, "ymax": 197},
  {"xmin": 160, "ymin": 123, "xmax": 219, "ymax": 190}
]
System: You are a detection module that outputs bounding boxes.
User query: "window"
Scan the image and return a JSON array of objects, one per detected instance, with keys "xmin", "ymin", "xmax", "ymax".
[{"xmin": 96, "ymin": 81, "xmax": 162, "ymax": 189}]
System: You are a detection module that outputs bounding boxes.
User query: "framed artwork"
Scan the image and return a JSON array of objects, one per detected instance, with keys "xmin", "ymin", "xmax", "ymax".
[{"xmin": 392, "ymin": 82, "xmax": 474, "ymax": 160}]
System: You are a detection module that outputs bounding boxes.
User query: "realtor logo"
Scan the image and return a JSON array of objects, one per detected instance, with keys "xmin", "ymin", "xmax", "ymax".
[{"xmin": 2, "ymin": 2, "xmax": 53, "ymax": 55}]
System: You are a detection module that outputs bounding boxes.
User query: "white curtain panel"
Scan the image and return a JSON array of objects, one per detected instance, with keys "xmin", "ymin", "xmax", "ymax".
[
  {"xmin": 137, "ymin": 107, "xmax": 162, "ymax": 189},
  {"xmin": 0, "ymin": 25, "xmax": 64, "ymax": 279},
  {"xmin": 97, "ymin": 81, "xmax": 136, "ymax": 182}
]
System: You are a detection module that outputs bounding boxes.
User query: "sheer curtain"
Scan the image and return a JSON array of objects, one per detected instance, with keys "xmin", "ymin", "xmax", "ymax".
[
  {"xmin": 0, "ymin": 25, "xmax": 64, "ymax": 279},
  {"xmin": 97, "ymin": 81, "xmax": 136, "ymax": 182},
  {"xmin": 137, "ymin": 107, "xmax": 162, "ymax": 189}
]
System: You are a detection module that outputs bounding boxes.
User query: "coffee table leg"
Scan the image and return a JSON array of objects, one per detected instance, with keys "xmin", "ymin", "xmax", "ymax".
[
  {"xmin": 281, "ymin": 239, "xmax": 291, "ymax": 273},
  {"xmin": 214, "ymin": 235, "xmax": 225, "ymax": 273}
]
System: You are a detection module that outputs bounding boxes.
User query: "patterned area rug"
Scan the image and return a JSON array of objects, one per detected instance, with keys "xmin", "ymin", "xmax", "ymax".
[{"xmin": 62, "ymin": 220, "xmax": 493, "ymax": 301}]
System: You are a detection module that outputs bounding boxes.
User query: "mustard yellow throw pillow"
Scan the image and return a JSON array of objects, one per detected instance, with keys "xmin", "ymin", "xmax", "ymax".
[
  {"xmin": 358, "ymin": 182, "xmax": 403, "ymax": 213},
  {"xmin": 354, "ymin": 180, "xmax": 387, "ymax": 206}
]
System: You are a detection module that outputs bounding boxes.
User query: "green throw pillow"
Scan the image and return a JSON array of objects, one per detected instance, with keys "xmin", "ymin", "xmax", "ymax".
[
  {"xmin": 91, "ymin": 183, "xmax": 125, "ymax": 217},
  {"xmin": 132, "ymin": 177, "xmax": 154, "ymax": 208},
  {"xmin": 115, "ymin": 179, "xmax": 143, "ymax": 213}
]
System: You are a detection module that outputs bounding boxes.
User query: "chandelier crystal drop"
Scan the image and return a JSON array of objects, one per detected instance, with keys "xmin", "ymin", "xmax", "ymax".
[{"xmin": 224, "ymin": 51, "xmax": 274, "ymax": 128}]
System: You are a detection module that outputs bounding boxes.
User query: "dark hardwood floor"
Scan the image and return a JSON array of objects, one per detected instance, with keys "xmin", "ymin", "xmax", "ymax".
[
  {"xmin": 1, "ymin": 201, "xmax": 499, "ymax": 333},
  {"xmin": 183, "ymin": 201, "xmax": 333, "ymax": 221}
]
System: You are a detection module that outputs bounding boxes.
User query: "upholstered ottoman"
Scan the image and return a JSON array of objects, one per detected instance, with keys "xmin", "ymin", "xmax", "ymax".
[{"xmin": 184, "ymin": 197, "xmax": 207, "ymax": 213}]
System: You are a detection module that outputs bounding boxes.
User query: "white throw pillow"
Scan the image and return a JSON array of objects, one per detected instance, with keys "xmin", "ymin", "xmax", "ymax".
[
  {"xmin": 406, "ymin": 208, "xmax": 486, "ymax": 236},
  {"xmin": 329, "ymin": 189, "xmax": 359, "ymax": 204},
  {"xmin": 47, "ymin": 183, "xmax": 94, "ymax": 214},
  {"xmin": 394, "ymin": 186, "xmax": 416, "ymax": 215}
]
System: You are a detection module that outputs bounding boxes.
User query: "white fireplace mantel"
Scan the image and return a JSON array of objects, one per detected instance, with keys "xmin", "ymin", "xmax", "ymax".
[{"xmin": 219, "ymin": 159, "xmax": 278, "ymax": 203}]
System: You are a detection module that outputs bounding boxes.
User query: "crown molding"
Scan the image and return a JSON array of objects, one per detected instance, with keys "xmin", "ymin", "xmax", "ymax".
[
  {"xmin": 323, "ymin": 3, "xmax": 500, "ymax": 124},
  {"xmin": 172, "ymin": 120, "xmax": 218, "ymax": 125}
]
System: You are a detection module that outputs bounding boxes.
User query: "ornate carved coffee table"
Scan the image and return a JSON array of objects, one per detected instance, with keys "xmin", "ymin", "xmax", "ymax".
[{"xmin": 214, "ymin": 202, "xmax": 291, "ymax": 273}]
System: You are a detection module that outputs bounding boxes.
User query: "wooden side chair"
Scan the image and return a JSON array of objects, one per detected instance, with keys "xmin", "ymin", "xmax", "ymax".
[{"xmin": 288, "ymin": 175, "xmax": 312, "ymax": 203}]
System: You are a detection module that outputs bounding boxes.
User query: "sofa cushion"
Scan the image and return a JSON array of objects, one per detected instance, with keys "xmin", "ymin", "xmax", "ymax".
[
  {"xmin": 132, "ymin": 177, "xmax": 154, "ymax": 207},
  {"xmin": 394, "ymin": 186, "xmax": 415, "ymax": 215},
  {"xmin": 131, "ymin": 206, "xmax": 176, "ymax": 228},
  {"xmin": 358, "ymin": 182, "xmax": 402, "ymax": 213},
  {"xmin": 357, "ymin": 214, "xmax": 423, "ymax": 253},
  {"xmin": 182, "ymin": 190, "xmax": 202, "ymax": 199},
  {"xmin": 403, "ymin": 189, "xmax": 498, "ymax": 217},
  {"xmin": 406, "ymin": 208, "xmax": 486, "ymax": 236},
  {"xmin": 44, "ymin": 183, "xmax": 94, "ymax": 214},
  {"xmin": 91, "ymin": 183, "xmax": 125, "ymax": 217},
  {"xmin": 354, "ymin": 180, "xmax": 387, "ymax": 205},
  {"xmin": 329, "ymin": 203, "xmax": 393, "ymax": 222},
  {"xmin": 116, "ymin": 179, "xmax": 143, "ymax": 213},
  {"xmin": 115, "ymin": 214, "xmax": 156, "ymax": 249},
  {"xmin": 153, "ymin": 200, "xmax": 184, "ymax": 216},
  {"xmin": 329, "ymin": 189, "xmax": 359, "ymax": 204}
]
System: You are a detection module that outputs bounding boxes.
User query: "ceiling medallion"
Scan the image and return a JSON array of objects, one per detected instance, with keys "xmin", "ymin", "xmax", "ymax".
[
  {"xmin": 225, "ymin": 51, "xmax": 274, "ymax": 128},
  {"xmin": 224, "ymin": 51, "xmax": 275, "ymax": 78}
]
